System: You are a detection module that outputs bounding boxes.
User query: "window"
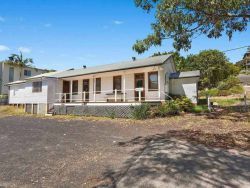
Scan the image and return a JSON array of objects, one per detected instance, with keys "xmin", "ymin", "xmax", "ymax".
[
  {"xmin": 72, "ymin": 80, "xmax": 78, "ymax": 95},
  {"xmin": 9, "ymin": 67, "xmax": 14, "ymax": 82},
  {"xmin": 32, "ymin": 81, "xmax": 42, "ymax": 93},
  {"xmin": 148, "ymin": 71, "xmax": 158, "ymax": 91},
  {"xmin": 24, "ymin": 70, "xmax": 31, "ymax": 76},
  {"xmin": 95, "ymin": 78, "xmax": 101, "ymax": 94},
  {"xmin": 113, "ymin": 76, "xmax": 122, "ymax": 92}
]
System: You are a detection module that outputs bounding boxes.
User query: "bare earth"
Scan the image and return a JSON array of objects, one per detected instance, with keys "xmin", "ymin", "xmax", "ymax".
[{"xmin": 0, "ymin": 112, "xmax": 249, "ymax": 188}]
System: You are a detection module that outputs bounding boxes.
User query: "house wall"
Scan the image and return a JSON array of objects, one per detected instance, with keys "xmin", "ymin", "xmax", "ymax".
[
  {"xmin": 9, "ymin": 79, "xmax": 48, "ymax": 104},
  {"xmin": 61, "ymin": 64, "xmax": 173, "ymax": 102},
  {"xmin": 170, "ymin": 77, "xmax": 199, "ymax": 103},
  {"xmin": 1, "ymin": 63, "xmax": 47, "ymax": 95}
]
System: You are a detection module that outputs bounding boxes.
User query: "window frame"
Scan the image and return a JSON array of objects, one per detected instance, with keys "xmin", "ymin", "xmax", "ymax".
[
  {"xmin": 72, "ymin": 80, "xmax": 78, "ymax": 95},
  {"xmin": 24, "ymin": 69, "xmax": 32, "ymax": 76},
  {"xmin": 9, "ymin": 67, "xmax": 14, "ymax": 82},
  {"xmin": 32, "ymin": 81, "xmax": 42, "ymax": 93},
  {"xmin": 148, "ymin": 71, "xmax": 159, "ymax": 91},
  {"xmin": 95, "ymin": 78, "xmax": 101, "ymax": 94},
  {"xmin": 113, "ymin": 75, "xmax": 122, "ymax": 93}
]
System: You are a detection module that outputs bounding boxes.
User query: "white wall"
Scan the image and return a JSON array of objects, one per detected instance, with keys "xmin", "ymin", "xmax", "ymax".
[
  {"xmin": 170, "ymin": 77, "xmax": 199, "ymax": 103},
  {"xmin": 9, "ymin": 79, "xmax": 48, "ymax": 104}
]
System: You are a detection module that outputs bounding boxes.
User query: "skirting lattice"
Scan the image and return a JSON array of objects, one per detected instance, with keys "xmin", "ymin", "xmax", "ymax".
[{"xmin": 54, "ymin": 105, "xmax": 135, "ymax": 118}]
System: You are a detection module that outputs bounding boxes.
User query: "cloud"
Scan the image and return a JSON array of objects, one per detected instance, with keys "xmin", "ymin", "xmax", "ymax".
[
  {"xmin": 0, "ymin": 45, "xmax": 10, "ymax": 52},
  {"xmin": 113, "ymin": 20, "xmax": 124, "ymax": 25},
  {"xmin": 18, "ymin": 46, "xmax": 31, "ymax": 53},
  {"xmin": 44, "ymin": 23, "xmax": 52, "ymax": 27},
  {"xmin": 0, "ymin": 16, "xmax": 5, "ymax": 22}
]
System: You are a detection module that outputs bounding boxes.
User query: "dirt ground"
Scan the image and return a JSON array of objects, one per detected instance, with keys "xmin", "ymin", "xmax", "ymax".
[{"xmin": 0, "ymin": 111, "xmax": 249, "ymax": 187}]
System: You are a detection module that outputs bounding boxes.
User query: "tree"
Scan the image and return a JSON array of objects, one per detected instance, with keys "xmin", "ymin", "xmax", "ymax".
[
  {"xmin": 7, "ymin": 52, "xmax": 33, "ymax": 79},
  {"xmin": 133, "ymin": 0, "xmax": 250, "ymax": 53},
  {"xmin": 185, "ymin": 50, "xmax": 240, "ymax": 89}
]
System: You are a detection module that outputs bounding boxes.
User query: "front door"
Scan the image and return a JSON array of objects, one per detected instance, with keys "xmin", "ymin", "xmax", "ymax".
[
  {"xmin": 82, "ymin": 79, "xmax": 90, "ymax": 101},
  {"xmin": 134, "ymin": 73, "xmax": 145, "ymax": 101},
  {"xmin": 63, "ymin": 81, "xmax": 70, "ymax": 103}
]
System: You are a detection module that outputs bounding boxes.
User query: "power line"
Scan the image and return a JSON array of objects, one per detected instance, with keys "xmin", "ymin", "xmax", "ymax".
[{"xmin": 222, "ymin": 45, "xmax": 249, "ymax": 53}]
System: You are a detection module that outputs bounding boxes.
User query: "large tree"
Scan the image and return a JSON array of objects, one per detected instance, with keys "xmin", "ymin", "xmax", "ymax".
[
  {"xmin": 133, "ymin": 0, "xmax": 250, "ymax": 53},
  {"xmin": 185, "ymin": 50, "xmax": 240, "ymax": 88}
]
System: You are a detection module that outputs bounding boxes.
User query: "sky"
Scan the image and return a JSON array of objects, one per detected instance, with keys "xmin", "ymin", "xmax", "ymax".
[{"xmin": 0, "ymin": 0, "xmax": 249, "ymax": 70}]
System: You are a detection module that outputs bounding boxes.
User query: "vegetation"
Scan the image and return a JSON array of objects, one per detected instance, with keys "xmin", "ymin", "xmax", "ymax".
[
  {"xmin": 211, "ymin": 98, "xmax": 242, "ymax": 106},
  {"xmin": 133, "ymin": 0, "xmax": 250, "ymax": 53},
  {"xmin": 192, "ymin": 105, "xmax": 209, "ymax": 113},
  {"xmin": 132, "ymin": 103, "xmax": 151, "ymax": 120},
  {"xmin": 0, "ymin": 105, "xmax": 25, "ymax": 117},
  {"xmin": 200, "ymin": 76, "xmax": 244, "ymax": 96}
]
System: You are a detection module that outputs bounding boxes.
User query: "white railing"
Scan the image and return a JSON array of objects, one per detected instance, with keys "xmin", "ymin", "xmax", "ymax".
[{"xmin": 55, "ymin": 88, "xmax": 172, "ymax": 103}]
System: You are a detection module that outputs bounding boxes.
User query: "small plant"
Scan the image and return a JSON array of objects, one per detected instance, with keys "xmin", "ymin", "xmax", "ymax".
[
  {"xmin": 174, "ymin": 97, "xmax": 194, "ymax": 112},
  {"xmin": 132, "ymin": 103, "xmax": 150, "ymax": 120},
  {"xmin": 157, "ymin": 101, "xmax": 179, "ymax": 117},
  {"xmin": 106, "ymin": 109, "xmax": 116, "ymax": 119},
  {"xmin": 192, "ymin": 105, "xmax": 209, "ymax": 113}
]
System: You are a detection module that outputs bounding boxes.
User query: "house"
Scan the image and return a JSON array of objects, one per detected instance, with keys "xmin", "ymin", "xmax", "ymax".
[
  {"xmin": 0, "ymin": 61, "xmax": 49, "ymax": 95},
  {"xmin": 6, "ymin": 55, "xmax": 200, "ymax": 117}
]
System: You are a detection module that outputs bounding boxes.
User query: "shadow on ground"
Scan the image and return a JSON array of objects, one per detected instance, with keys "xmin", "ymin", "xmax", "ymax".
[{"xmin": 96, "ymin": 130, "xmax": 250, "ymax": 188}]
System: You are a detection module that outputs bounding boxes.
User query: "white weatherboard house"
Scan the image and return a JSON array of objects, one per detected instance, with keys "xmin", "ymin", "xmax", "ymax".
[{"xmin": 7, "ymin": 55, "xmax": 200, "ymax": 117}]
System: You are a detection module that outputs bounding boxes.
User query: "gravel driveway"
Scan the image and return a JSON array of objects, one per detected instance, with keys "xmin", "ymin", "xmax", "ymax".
[{"xmin": 0, "ymin": 115, "xmax": 249, "ymax": 187}]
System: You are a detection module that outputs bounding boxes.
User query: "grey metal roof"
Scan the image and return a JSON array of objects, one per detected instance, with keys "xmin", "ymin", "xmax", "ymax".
[
  {"xmin": 169, "ymin": 70, "xmax": 200, "ymax": 79},
  {"xmin": 50, "ymin": 54, "xmax": 172, "ymax": 78},
  {"xmin": 5, "ymin": 80, "xmax": 26, "ymax": 86}
]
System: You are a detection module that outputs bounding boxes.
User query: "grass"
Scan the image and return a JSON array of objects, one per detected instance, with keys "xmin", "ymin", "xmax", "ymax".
[
  {"xmin": 192, "ymin": 105, "xmax": 209, "ymax": 113},
  {"xmin": 0, "ymin": 105, "xmax": 25, "ymax": 117},
  {"xmin": 211, "ymin": 98, "xmax": 242, "ymax": 106}
]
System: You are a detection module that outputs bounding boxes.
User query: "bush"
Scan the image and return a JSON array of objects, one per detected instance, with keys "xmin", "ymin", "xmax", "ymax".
[
  {"xmin": 132, "ymin": 103, "xmax": 150, "ymax": 120},
  {"xmin": 157, "ymin": 101, "xmax": 179, "ymax": 117},
  {"xmin": 174, "ymin": 97, "xmax": 194, "ymax": 112},
  {"xmin": 192, "ymin": 105, "xmax": 209, "ymax": 113},
  {"xmin": 217, "ymin": 76, "xmax": 241, "ymax": 90}
]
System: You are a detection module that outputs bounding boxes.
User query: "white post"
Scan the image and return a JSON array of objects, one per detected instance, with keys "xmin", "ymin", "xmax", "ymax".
[
  {"xmin": 83, "ymin": 91, "xmax": 86, "ymax": 102},
  {"xmin": 31, "ymin": 103, "xmax": 34, "ymax": 114},
  {"xmin": 70, "ymin": 80, "xmax": 73, "ymax": 103},
  {"xmin": 93, "ymin": 77, "xmax": 96, "ymax": 102},
  {"xmin": 207, "ymin": 96, "xmax": 211, "ymax": 112},
  {"xmin": 139, "ymin": 90, "xmax": 141, "ymax": 102},
  {"xmin": 123, "ymin": 74, "xmax": 126, "ymax": 102},
  {"xmin": 64, "ymin": 93, "xmax": 66, "ymax": 103},
  {"xmin": 158, "ymin": 70, "xmax": 161, "ymax": 100},
  {"xmin": 115, "ymin": 89, "xmax": 117, "ymax": 102}
]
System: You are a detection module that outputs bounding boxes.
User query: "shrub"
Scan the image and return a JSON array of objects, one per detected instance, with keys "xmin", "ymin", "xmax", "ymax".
[
  {"xmin": 192, "ymin": 105, "xmax": 209, "ymax": 113},
  {"xmin": 157, "ymin": 101, "xmax": 179, "ymax": 117},
  {"xmin": 217, "ymin": 76, "xmax": 241, "ymax": 90},
  {"xmin": 132, "ymin": 103, "xmax": 150, "ymax": 120},
  {"xmin": 174, "ymin": 97, "xmax": 194, "ymax": 112}
]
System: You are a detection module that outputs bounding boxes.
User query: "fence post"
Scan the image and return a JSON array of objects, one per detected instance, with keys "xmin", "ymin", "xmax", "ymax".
[
  {"xmin": 139, "ymin": 90, "xmax": 141, "ymax": 102},
  {"xmin": 244, "ymin": 91, "xmax": 247, "ymax": 112},
  {"xmin": 207, "ymin": 96, "xmax": 211, "ymax": 112},
  {"xmin": 64, "ymin": 93, "xmax": 66, "ymax": 103},
  {"xmin": 83, "ymin": 91, "xmax": 86, "ymax": 102},
  {"xmin": 115, "ymin": 89, "xmax": 117, "ymax": 102}
]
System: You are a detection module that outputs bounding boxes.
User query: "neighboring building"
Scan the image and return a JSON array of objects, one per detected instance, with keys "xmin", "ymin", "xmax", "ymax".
[
  {"xmin": 6, "ymin": 55, "xmax": 200, "ymax": 117},
  {"xmin": 237, "ymin": 47, "xmax": 250, "ymax": 70},
  {"xmin": 244, "ymin": 48, "xmax": 250, "ymax": 70},
  {"xmin": 0, "ymin": 62, "xmax": 48, "ymax": 95}
]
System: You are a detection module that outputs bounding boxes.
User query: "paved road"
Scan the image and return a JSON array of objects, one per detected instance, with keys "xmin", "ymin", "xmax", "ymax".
[{"xmin": 0, "ymin": 116, "xmax": 249, "ymax": 188}]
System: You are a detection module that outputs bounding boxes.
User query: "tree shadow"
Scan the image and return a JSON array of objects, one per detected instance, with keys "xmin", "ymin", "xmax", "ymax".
[{"xmin": 96, "ymin": 130, "xmax": 250, "ymax": 187}]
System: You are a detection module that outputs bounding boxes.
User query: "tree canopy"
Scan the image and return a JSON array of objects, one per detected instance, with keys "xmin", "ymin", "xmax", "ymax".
[
  {"xmin": 133, "ymin": 0, "xmax": 250, "ymax": 53},
  {"xmin": 7, "ymin": 52, "xmax": 33, "ymax": 67},
  {"xmin": 152, "ymin": 50, "xmax": 240, "ymax": 89}
]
